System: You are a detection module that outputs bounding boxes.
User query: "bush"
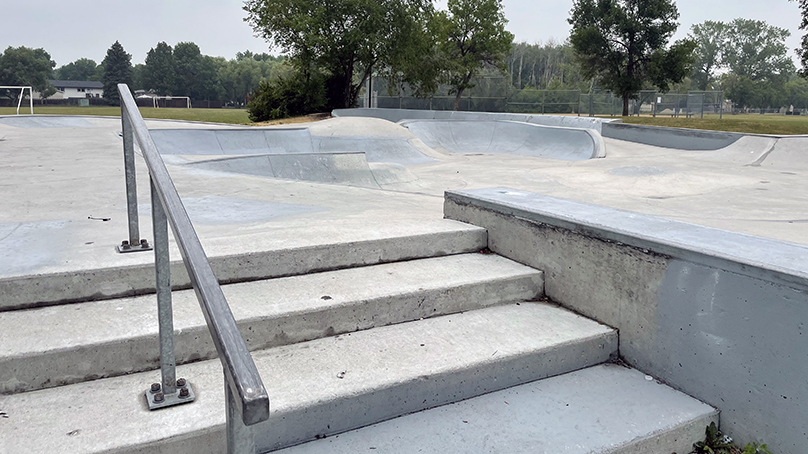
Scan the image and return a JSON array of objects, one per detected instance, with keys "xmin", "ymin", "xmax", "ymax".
[{"xmin": 247, "ymin": 73, "xmax": 326, "ymax": 122}]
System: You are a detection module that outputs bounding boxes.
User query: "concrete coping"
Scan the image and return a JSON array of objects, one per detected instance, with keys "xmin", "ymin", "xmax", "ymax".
[{"xmin": 445, "ymin": 188, "xmax": 808, "ymax": 291}]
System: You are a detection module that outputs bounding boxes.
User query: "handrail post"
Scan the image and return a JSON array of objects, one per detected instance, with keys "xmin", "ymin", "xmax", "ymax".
[
  {"xmin": 145, "ymin": 177, "xmax": 196, "ymax": 410},
  {"xmin": 117, "ymin": 100, "xmax": 152, "ymax": 254},
  {"xmin": 226, "ymin": 372, "xmax": 256, "ymax": 454}
]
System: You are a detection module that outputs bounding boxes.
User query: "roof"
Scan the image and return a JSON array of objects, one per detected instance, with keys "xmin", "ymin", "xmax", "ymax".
[{"xmin": 49, "ymin": 80, "xmax": 104, "ymax": 89}]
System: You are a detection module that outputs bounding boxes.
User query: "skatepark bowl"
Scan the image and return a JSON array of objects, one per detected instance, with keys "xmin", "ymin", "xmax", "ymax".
[{"xmin": 2, "ymin": 106, "xmax": 808, "ymax": 454}]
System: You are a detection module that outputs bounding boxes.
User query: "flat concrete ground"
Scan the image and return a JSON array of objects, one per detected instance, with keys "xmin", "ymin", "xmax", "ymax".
[{"xmin": 0, "ymin": 114, "xmax": 805, "ymax": 280}]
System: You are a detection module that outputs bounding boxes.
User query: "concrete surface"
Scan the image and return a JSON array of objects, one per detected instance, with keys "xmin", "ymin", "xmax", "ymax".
[
  {"xmin": 601, "ymin": 121, "xmax": 745, "ymax": 149},
  {"xmin": 0, "ymin": 253, "xmax": 542, "ymax": 394},
  {"xmin": 276, "ymin": 364, "xmax": 718, "ymax": 454},
  {"xmin": 445, "ymin": 188, "xmax": 808, "ymax": 454},
  {"xmin": 0, "ymin": 303, "xmax": 616, "ymax": 454},
  {"xmin": 401, "ymin": 120, "xmax": 604, "ymax": 160}
]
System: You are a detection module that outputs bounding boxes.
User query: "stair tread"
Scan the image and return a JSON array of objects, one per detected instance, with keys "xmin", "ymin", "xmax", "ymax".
[
  {"xmin": 0, "ymin": 253, "xmax": 543, "ymax": 394},
  {"xmin": 0, "ymin": 219, "xmax": 487, "ymax": 311},
  {"xmin": 276, "ymin": 364, "xmax": 718, "ymax": 454},
  {"xmin": 0, "ymin": 303, "xmax": 616, "ymax": 454}
]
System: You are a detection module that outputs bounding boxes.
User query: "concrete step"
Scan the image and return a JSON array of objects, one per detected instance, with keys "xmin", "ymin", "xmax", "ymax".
[
  {"xmin": 0, "ymin": 219, "xmax": 487, "ymax": 311},
  {"xmin": 0, "ymin": 303, "xmax": 616, "ymax": 454},
  {"xmin": 0, "ymin": 253, "xmax": 542, "ymax": 394},
  {"xmin": 275, "ymin": 364, "xmax": 718, "ymax": 454}
]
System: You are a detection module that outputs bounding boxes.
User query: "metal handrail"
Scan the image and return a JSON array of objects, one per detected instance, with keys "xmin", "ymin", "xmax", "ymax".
[{"xmin": 117, "ymin": 84, "xmax": 269, "ymax": 452}]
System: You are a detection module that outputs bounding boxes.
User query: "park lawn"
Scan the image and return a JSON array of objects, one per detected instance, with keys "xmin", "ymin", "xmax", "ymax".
[
  {"xmin": 0, "ymin": 106, "xmax": 252, "ymax": 125},
  {"xmin": 608, "ymin": 114, "xmax": 808, "ymax": 135}
]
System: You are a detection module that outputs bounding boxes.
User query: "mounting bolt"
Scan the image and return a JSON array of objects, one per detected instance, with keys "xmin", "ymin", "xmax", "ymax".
[
  {"xmin": 140, "ymin": 239, "xmax": 149, "ymax": 248},
  {"xmin": 121, "ymin": 240, "xmax": 131, "ymax": 250},
  {"xmin": 176, "ymin": 378, "xmax": 186, "ymax": 387},
  {"xmin": 179, "ymin": 387, "xmax": 190, "ymax": 399},
  {"xmin": 150, "ymin": 383, "xmax": 161, "ymax": 393},
  {"xmin": 153, "ymin": 392, "xmax": 165, "ymax": 403}
]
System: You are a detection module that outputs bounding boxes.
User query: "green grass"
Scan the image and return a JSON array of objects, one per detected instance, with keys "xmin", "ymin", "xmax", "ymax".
[
  {"xmin": 602, "ymin": 113, "xmax": 808, "ymax": 135},
  {"xmin": 0, "ymin": 106, "xmax": 252, "ymax": 125}
]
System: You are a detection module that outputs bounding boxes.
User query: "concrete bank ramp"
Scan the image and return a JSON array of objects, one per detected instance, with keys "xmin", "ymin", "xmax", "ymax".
[
  {"xmin": 148, "ymin": 120, "xmax": 433, "ymax": 188},
  {"xmin": 402, "ymin": 120, "xmax": 605, "ymax": 161},
  {"xmin": 754, "ymin": 136, "xmax": 808, "ymax": 169},
  {"xmin": 332, "ymin": 107, "xmax": 616, "ymax": 133}
]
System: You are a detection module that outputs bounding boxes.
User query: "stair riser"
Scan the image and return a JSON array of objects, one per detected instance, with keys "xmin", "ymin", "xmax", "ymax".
[
  {"xmin": 1, "ymin": 275, "xmax": 542, "ymax": 394},
  {"xmin": 0, "ymin": 229, "xmax": 487, "ymax": 311}
]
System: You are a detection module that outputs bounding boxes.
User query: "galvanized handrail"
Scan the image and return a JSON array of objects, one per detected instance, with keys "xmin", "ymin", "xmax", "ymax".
[{"xmin": 117, "ymin": 84, "xmax": 269, "ymax": 452}]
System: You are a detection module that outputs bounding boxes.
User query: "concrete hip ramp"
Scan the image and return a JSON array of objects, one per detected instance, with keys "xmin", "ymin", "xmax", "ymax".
[{"xmin": 401, "ymin": 120, "xmax": 605, "ymax": 161}]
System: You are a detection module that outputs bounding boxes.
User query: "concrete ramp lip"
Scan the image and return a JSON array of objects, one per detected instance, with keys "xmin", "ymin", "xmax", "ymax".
[{"xmin": 401, "ymin": 119, "xmax": 605, "ymax": 161}]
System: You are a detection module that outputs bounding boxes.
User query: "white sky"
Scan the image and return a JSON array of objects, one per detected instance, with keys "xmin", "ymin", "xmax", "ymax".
[{"xmin": 0, "ymin": 0, "xmax": 802, "ymax": 67}]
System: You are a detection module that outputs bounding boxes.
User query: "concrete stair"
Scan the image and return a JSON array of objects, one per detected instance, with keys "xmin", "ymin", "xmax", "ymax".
[{"xmin": 0, "ymin": 226, "xmax": 716, "ymax": 454}]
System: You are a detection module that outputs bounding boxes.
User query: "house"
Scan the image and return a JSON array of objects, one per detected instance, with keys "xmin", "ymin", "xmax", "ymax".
[{"xmin": 48, "ymin": 79, "xmax": 104, "ymax": 99}]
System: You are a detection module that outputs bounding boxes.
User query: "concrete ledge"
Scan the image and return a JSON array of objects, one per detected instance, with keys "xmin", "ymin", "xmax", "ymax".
[{"xmin": 444, "ymin": 188, "xmax": 808, "ymax": 454}]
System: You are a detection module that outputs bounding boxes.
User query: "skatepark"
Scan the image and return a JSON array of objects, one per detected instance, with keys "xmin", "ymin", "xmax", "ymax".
[{"xmin": 1, "ymin": 106, "xmax": 807, "ymax": 454}]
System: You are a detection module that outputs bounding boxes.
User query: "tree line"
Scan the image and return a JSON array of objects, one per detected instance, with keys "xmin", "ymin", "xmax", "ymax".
[
  {"xmin": 3, "ymin": 0, "xmax": 808, "ymax": 114},
  {"xmin": 0, "ymin": 41, "xmax": 285, "ymax": 106}
]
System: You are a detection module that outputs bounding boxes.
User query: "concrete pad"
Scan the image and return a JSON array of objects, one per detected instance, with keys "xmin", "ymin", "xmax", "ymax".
[
  {"xmin": 0, "ymin": 116, "xmax": 95, "ymax": 128},
  {"xmin": 0, "ymin": 253, "xmax": 543, "ymax": 393},
  {"xmin": 0, "ymin": 303, "xmax": 616, "ymax": 454},
  {"xmin": 277, "ymin": 364, "xmax": 718, "ymax": 454}
]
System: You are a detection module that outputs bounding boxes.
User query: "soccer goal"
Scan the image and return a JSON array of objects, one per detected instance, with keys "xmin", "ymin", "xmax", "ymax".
[
  {"xmin": 0, "ymin": 86, "xmax": 34, "ymax": 115},
  {"xmin": 151, "ymin": 96, "xmax": 191, "ymax": 109}
]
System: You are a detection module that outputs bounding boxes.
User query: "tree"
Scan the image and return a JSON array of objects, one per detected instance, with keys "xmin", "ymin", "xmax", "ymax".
[
  {"xmin": 791, "ymin": 0, "xmax": 808, "ymax": 76},
  {"xmin": 568, "ymin": 0, "xmax": 696, "ymax": 116},
  {"xmin": 102, "ymin": 41, "xmax": 134, "ymax": 105},
  {"xmin": 688, "ymin": 21, "xmax": 726, "ymax": 90},
  {"xmin": 437, "ymin": 0, "xmax": 514, "ymax": 110},
  {"xmin": 143, "ymin": 42, "xmax": 176, "ymax": 96},
  {"xmin": 174, "ymin": 42, "xmax": 220, "ymax": 101},
  {"xmin": 722, "ymin": 19, "xmax": 794, "ymax": 83},
  {"xmin": 244, "ymin": 0, "xmax": 434, "ymax": 108},
  {"xmin": 0, "ymin": 46, "xmax": 55, "ymax": 99},
  {"xmin": 55, "ymin": 58, "xmax": 103, "ymax": 81}
]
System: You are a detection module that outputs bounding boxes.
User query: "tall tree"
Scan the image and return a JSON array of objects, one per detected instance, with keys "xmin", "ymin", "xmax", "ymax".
[
  {"xmin": 568, "ymin": 0, "xmax": 696, "ymax": 116},
  {"xmin": 244, "ymin": 0, "xmax": 434, "ymax": 108},
  {"xmin": 174, "ymin": 42, "xmax": 220, "ymax": 101},
  {"xmin": 791, "ymin": 0, "xmax": 808, "ymax": 76},
  {"xmin": 55, "ymin": 58, "xmax": 103, "ymax": 81},
  {"xmin": 437, "ymin": 0, "xmax": 514, "ymax": 110},
  {"xmin": 723, "ymin": 19, "xmax": 794, "ymax": 83},
  {"xmin": 102, "ymin": 41, "xmax": 134, "ymax": 105},
  {"xmin": 143, "ymin": 42, "xmax": 176, "ymax": 96},
  {"xmin": 0, "ymin": 46, "xmax": 56, "ymax": 98},
  {"xmin": 688, "ymin": 21, "xmax": 726, "ymax": 90}
]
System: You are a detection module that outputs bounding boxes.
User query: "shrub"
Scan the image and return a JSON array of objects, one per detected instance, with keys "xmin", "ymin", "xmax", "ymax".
[{"xmin": 247, "ymin": 72, "xmax": 326, "ymax": 122}]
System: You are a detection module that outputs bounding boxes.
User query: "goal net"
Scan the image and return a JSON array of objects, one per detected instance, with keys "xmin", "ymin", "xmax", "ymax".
[
  {"xmin": 150, "ymin": 96, "xmax": 191, "ymax": 108},
  {"xmin": 0, "ymin": 86, "xmax": 34, "ymax": 114}
]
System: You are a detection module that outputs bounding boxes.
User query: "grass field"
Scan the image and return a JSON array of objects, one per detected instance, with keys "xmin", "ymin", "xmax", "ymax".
[
  {"xmin": 0, "ymin": 106, "xmax": 253, "ymax": 124},
  {"xmin": 2, "ymin": 105, "xmax": 807, "ymax": 134},
  {"xmin": 604, "ymin": 113, "xmax": 808, "ymax": 135}
]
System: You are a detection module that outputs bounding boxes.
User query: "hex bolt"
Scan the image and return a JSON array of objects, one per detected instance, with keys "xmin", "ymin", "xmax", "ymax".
[
  {"xmin": 179, "ymin": 387, "xmax": 190, "ymax": 399},
  {"xmin": 150, "ymin": 383, "xmax": 161, "ymax": 393},
  {"xmin": 176, "ymin": 378, "xmax": 186, "ymax": 387},
  {"xmin": 121, "ymin": 240, "xmax": 131, "ymax": 250},
  {"xmin": 140, "ymin": 239, "xmax": 149, "ymax": 248},
  {"xmin": 153, "ymin": 392, "xmax": 165, "ymax": 403}
]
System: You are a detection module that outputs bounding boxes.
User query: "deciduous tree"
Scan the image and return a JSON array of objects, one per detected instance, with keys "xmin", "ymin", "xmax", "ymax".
[
  {"xmin": 144, "ymin": 42, "xmax": 176, "ymax": 96},
  {"xmin": 437, "ymin": 0, "xmax": 514, "ymax": 110},
  {"xmin": 56, "ymin": 58, "xmax": 103, "ymax": 81},
  {"xmin": 568, "ymin": 0, "xmax": 695, "ymax": 116},
  {"xmin": 0, "ymin": 46, "xmax": 55, "ymax": 98},
  {"xmin": 688, "ymin": 21, "xmax": 726, "ymax": 90}
]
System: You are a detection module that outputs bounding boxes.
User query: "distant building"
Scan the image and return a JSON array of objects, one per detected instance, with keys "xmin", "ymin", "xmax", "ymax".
[{"xmin": 45, "ymin": 80, "xmax": 104, "ymax": 99}]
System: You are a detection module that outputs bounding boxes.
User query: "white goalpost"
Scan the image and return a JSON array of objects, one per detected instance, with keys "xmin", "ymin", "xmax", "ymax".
[
  {"xmin": 0, "ymin": 86, "xmax": 34, "ymax": 115},
  {"xmin": 151, "ymin": 96, "xmax": 191, "ymax": 109}
]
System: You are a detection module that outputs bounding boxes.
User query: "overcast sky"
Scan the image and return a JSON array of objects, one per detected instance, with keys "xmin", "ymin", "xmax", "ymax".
[{"xmin": 0, "ymin": 0, "xmax": 802, "ymax": 67}]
